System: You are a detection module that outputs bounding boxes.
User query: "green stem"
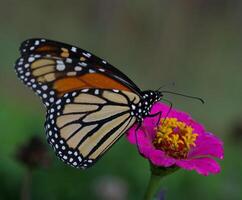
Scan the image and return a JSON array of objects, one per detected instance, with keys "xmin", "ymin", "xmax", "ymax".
[
  {"xmin": 21, "ymin": 168, "xmax": 32, "ymax": 200},
  {"xmin": 144, "ymin": 164, "xmax": 179, "ymax": 200},
  {"xmin": 144, "ymin": 173, "xmax": 163, "ymax": 200}
]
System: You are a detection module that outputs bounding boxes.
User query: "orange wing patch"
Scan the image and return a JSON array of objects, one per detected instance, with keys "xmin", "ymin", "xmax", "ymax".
[
  {"xmin": 35, "ymin": 45, "xmax": 57, "ymax": 53},
  {"xmin": 54, "ymin": 73, "xmax": 131, "ymax": 96}
]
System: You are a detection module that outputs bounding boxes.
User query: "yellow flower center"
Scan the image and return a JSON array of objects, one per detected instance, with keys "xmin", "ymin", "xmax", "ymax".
[{"xmin": 153, "ymin": 118, "xmax": 198, "ymax": 159}]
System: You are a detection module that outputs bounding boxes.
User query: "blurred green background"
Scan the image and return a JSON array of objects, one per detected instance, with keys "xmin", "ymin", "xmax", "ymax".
[{"xmin": 0, "ymin": 0, "xmax": 241, "ymax": 199}]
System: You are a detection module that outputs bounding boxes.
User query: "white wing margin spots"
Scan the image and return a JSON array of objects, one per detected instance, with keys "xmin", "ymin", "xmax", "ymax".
[{"xmin": 45, "ymin": 88, "xmax": 140, "ymax": 169}]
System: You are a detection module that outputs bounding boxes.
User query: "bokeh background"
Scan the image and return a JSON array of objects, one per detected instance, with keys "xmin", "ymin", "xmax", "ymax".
[{"xmin": 0, "ymin": 0, "xmax": 241, "ymax": 199}]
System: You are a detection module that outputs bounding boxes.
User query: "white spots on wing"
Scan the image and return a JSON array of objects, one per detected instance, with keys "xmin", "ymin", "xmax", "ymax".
[
  {"xmin": 34, "ymin": 54, "xmax": 41, "ymax": 58},
  {"xmin": 43, "ymin": 94, "xmax": 47, "ymax": 98},
  {"xmin": 30, "ymin": 46, "xmax": 35, "ymax": 50},
  {"xmin": 49, "ymin": 97, "xmax": 54, "ymax": 103},
  {"xmin": 68, "ymin": 150, "xmax": 72, "ymax": 155},
  {"xmin": 24, "ymin": 64, "xmax": 29, "ymax": 68},
  {"xmin": 42, "ymin": 85, "xmax": 48, "ymax": 90},
  {"xmin": 71, "ymin": 47, "xmax": 77, "ymax": 52},
  {"xmin": 82, "ymin": 89, "xmax": 89, "ymax": 92},
  {"xmin": 102, "ymin": 60, "xmax": 107, "ymax": 64},
  {"xmin": 50, "ymin": 91, "xmax": 55, "ymax": 95},
  {"xmin": 34, "ymin": 40, "xmax": 40, "ymax": 45},
  {"xmin": 25, "ymin": 72, "xmax": 30, "ymax": 76},
  {"xmin": 56, "ymin": 99, "xmax": 62, "ymax": 104},
  {"xmin": 56, "ymin": 60, "xmax": 65, "ymax": 71},
  {"xmin": 32, "ymin": 84, "xmax": 37, "ymax": 88},
  {"xmin": 78, "ymin": 156, "xmax": 82, "ymax": 162},
  {"xmin": 74, "ymin": 66, "xmax": 82, "ymax": 71},
  {"xmin": 94, "ymin": 89, "xmax": 99, "ymax": 95},
  {"xmin": 66, "ymin": 58, "xmax": 72, "ymax": 63},
  {"xmin": 41, "ymin": 39, "xmax": 46, "ymax": 42},
  {"xmin": 79, "ymin": 62, "xmax": 87, "ymax": 67},
  {"xmin": 82, "ymin": 52, "xmax": 91, "ymax": 58},
  {"xmin": 131, "ymin": 105, "xmax": 136, "ymax": 110},
  {"xmin": 28, "ymin": 57, "xmax": 35, "ymax": 62},
  {"xmin": 89, "ymin": 69, "xmax": 95, "ymax": 73},
  {"xmin": 113, "ymin": 89, "xmax": 119, "ymax": 93},
  {"xmin": 66, "ymin": 98, "xmax": 71, "ymax": 103},
  {"xmin": 99, "ymin": 68, "xmax": 105, "ymax": 72}
]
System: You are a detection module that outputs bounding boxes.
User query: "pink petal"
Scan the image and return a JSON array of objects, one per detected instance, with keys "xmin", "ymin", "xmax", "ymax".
[
  {"xmin": 126, "ymin": 126, "xmax": 155, "ymax": 158},
  {"xmin": 126, "ymin": 125, "xmax": 138, "ymax": 145},
  {"xmin": 189, "ymin": 132, "xmax": 224, "ymax": 159},
  {"xmin": 149, "ymin": 149, "xmax": 176, "ymax": 167},
  {"xmin": 176, "ymin": 157, "xmax": 221, "ymax": 176}
]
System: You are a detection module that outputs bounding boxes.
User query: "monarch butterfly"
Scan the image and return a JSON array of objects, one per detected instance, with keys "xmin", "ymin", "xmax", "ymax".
[{"xmin": 15, "ymin": 38, "xmax": 163, "ymax": 169}]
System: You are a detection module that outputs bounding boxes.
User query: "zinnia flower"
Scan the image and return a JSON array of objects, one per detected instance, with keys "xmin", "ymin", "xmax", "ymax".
[{"xmin": 126, "ymin": 103, "xmax": 224, "ymax": 176}]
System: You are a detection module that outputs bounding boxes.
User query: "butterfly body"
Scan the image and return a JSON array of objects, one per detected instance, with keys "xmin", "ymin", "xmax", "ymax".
[{"xmin": 15, "ymin": 38, "xmax": 162, "ymax": 169}]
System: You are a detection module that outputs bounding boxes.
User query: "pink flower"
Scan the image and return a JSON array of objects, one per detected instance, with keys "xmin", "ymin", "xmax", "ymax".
[{"xmin": 126, "ymin": 103, "xmax": 224, "ymax": 176}]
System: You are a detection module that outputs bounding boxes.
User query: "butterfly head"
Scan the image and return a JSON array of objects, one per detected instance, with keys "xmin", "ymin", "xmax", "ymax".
[{"xmin": 142, "ymin": 90, "xmax": 163, "ymax": 104}]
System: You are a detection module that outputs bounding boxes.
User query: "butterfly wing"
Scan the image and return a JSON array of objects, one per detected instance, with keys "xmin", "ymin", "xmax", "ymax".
[
  {"xmin": 15, "ymin": 38, "xmax": 141, "ymax": 107},
  {"xmin": 45, "ymin": 88, "xmax": 140, "ymax": 169}
]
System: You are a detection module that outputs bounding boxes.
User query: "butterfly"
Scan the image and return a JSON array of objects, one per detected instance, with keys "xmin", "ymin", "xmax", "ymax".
[{"xmin": 15, "ymin": 38, "xmax": 163, "ymax": 169}]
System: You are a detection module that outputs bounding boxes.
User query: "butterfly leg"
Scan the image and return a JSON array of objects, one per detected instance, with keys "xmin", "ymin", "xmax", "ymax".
[
  {"xmin": 147, "ymin": 111, "xmax": 162, "ymax": 126},
  {"xmin": 132, "ymin": 119, "xmax": 145, "ymax": 157}
]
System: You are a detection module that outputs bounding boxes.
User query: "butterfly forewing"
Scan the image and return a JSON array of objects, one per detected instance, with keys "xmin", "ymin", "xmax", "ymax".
[
  {"xmin": 16, "ymin": 38, "xmax": 141, "ymax": 102},
  {"xmin": 45, "ymin": 88, "xmax": 139, "ymax": 169}
]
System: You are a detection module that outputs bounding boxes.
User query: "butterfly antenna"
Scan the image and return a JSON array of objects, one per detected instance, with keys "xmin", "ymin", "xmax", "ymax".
[
  {"xmin": 160, "ymin": 90, "xmax": 205, "ymax": 104},
  {"xmin": 157, "ymin": 81, "xmax": 176, "ymax": 91}
]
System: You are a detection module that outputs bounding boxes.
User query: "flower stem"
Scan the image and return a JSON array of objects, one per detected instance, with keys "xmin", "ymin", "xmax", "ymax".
[
  {"xmin": 144, "ymin": 173, "xmax": 163, "ymax": 200},
  {"xmin": 21, "ymin": 168, "xmax": 32, "ymax": 200},
  {"xmin": 144, "ymin": 164, "xmax": 179, "ymax": 200}
]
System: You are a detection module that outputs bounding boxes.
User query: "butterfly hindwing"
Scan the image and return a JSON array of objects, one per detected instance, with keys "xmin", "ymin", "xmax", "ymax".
[{"xmin": 45, "ymin": 88, "xmax": 139, "ymax": 169}]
